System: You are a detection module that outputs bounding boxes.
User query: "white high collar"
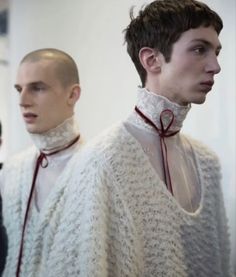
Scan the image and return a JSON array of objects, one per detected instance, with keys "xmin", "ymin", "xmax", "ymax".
[
  {"xmin": 30, "ymin": 116, "xmax": 80, "ymax": 153},
  {"xmin": 128, "ymin": 87, "xmax": 191, "ymax": 134}
]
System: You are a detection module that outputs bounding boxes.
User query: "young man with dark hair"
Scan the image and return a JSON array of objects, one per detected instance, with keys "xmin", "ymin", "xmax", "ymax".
[{"xmin": 60, "ymin": 0, "xmax": 230, "ymax": 276}]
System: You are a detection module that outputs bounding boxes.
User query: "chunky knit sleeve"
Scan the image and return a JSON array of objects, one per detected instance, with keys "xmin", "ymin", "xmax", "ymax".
[
  {"xmin": 189, "ymin": 136, "xmax": 233, "ymax": 276},
  {"xmin": 80, "ymin": 159, "xmax": 143, "ymax": 276},
  {"xmin": 42, "ymin": 145, "xmax": 144, "ymax": 277}
]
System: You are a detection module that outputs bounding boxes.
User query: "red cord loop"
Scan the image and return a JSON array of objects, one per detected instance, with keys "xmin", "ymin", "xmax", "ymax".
[
  {"xmin": 16, "ymin": 135, "xmax": 80, "ymax": 277},
  {"xmin": 135, "ymin": 106, "xmax": 179, "ymax": 195}
]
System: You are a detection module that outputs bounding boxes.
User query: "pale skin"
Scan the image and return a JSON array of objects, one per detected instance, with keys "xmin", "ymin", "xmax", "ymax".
[
  {"xmin": 14, "ymin": 59, "xmax": 81, "ymax": 134},
  {"xmin": 139, "ymin": 26, "xmax": 222, "ymax": 106}
]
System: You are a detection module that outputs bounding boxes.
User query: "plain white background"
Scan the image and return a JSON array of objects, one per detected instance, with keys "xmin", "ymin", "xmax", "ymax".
[{"xmin": 0, "ymin": 0, "xmax": 235, "ymax": 272}]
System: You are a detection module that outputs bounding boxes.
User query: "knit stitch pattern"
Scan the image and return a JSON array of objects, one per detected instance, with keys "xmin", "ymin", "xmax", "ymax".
[{"xmin": 2, "ymin": 123, "xmax": 231, "ymax": 276}]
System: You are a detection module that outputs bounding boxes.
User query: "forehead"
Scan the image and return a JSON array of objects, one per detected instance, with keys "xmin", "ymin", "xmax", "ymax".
[
  {"xmin": 175, "ymin": 26, "xmax": 221, "ymax": 49},
  {"xmin": 16, "ymin": 59, "xmax": 58, "ymax": 84}
]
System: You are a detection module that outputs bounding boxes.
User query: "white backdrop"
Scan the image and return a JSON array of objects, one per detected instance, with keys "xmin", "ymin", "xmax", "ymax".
[{"xmin": 0, "ymin": 0, "xmax": 235, "ymax": 272}]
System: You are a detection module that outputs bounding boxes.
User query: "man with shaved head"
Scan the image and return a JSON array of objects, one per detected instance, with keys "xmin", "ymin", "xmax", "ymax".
[{"xmin": 0, "ymin": 48, "xmax": 83, "ymax": 276}]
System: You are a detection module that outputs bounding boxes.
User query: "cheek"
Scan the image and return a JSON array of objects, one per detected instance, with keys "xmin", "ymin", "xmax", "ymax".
[
  {"xmin": 38, "ymin": 92, "xmax": 69, "ymax": 119},
  {"xmin": 37, "ymin": 99, "xmax": 59, "ymax": 122},
  {"xmin": 41, "ymin": 101, "xmax": 55, "ymax": 113},
  {"xmin": 47, "ymin": 100, "xmax": 69, "ymax": 119},
  {"xmin": 171, "ymin": 62, "xmax": 197, "ymax": 84}
]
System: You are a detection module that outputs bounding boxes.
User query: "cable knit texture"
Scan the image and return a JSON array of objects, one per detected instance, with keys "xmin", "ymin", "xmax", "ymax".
[{"xmin": 2, "ymin": 121, "xmax": 231, "ymax": 276}]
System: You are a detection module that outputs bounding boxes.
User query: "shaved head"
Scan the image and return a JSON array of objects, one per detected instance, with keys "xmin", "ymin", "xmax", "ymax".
[{"xmin": 20, "ymin": 48, "xmax": 79, "ymax": 87}]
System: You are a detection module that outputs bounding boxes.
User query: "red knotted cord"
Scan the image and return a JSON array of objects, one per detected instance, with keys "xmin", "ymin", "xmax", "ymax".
[
  {"xmin": 135, "ymin": 106, "xmax": 179, "ymax": 195},
  {"xmin": 16, "ymin": 135, "xmax": 80, "ymax": 277}
]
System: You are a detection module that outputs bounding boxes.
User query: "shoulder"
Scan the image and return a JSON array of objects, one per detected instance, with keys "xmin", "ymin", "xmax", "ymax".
[
  {"xmin": 0, "ymin": 146, "xmax": 37, "ymax": 195},
  {"xmin": 70, "ymin": 122, "xmax": 144, "ymax": 187},
  {"xmin": 3, "ymin": 146, "xmax": 37, "ymax": 171},
  {"xmin": 75, "ymin": 122, "xmax": 132, "ymax": 164},
  {"xmin": 65, "ymin": 123, "xmax": 131, "ymax": 198}
]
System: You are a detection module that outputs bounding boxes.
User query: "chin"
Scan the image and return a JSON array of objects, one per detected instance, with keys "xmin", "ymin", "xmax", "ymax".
[
  {"xmin": 27, "ymin": 129, "xmax": 41, "ymax": 134},
  {"xmin": 25, "ymin": 126, "xmax": 36, "ymax": 134},
  {"xmin": 191, "ymin": 94, "xmax": 207, "ymax": 105},
  {"xmin": 193, "ymin": 100, "xmax": 206, "ymax": 105},
  {"xmin": 26, "ymin": 126, "xmax": 47, "ymax": 134}
]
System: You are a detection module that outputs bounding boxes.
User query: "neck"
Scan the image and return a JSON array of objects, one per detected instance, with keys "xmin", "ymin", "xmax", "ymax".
[
  {"xmin": 30, "ymin": 116, "xmax": 80, "ymax": 152},
  {"xmin": 145, "ymin": 85, "xmax": 189, "ymax": 106},
  {"xmin": 128, "ymin": 87, "xmax": 191, "ymax": 134}
]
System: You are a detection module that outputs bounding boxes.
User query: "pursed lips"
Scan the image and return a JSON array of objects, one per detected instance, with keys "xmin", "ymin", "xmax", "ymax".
[
  {"xmin": 200, "ymin": 80, "xmax": 214, "ymax": 87},
  {"xmin": 199, "ymin": 80, "xmax": 214, "ymax": 92}
]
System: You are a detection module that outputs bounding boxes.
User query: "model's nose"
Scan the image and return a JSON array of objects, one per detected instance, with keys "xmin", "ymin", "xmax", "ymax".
[
  {"xmin": 206, "ymin": 55, "xmax": 221, "ymax": 75},
  {"xmin": 19, "ymin": 89, "xmax": 32, "ymax": 107}
]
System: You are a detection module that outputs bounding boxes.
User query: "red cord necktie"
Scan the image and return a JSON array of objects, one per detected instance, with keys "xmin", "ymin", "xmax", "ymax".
[
  {"xmin": 135, "ymin": 106, "xmax": 179, "ymax": 195},
  {"xmin": 16, "ymin": 135, "xmax": 80, "ymax": 277}
]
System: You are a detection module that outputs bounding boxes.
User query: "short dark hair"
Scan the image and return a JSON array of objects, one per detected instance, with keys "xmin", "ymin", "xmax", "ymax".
[
  {"xmin": 124, "ymin": 0, "xmax": 223, "ymax": 87},
  {"xmin": 20, "ymin": 48, "xmax": 80, "ymax": 87}
]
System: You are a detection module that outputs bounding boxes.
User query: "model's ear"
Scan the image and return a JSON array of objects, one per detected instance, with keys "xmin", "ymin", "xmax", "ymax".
[
  {"xmin": 67, "ymin": 84, "xmax": 81, "ymax": 106},
  {"xmin": 139, "ymin": 47, "xmax": 162, "ymax": 73}
]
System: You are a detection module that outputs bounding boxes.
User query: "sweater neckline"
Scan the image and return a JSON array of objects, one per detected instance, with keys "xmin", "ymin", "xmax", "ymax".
[{"xmin": 120, "ymin": 123, "xmax": 204, "ymax": 217}]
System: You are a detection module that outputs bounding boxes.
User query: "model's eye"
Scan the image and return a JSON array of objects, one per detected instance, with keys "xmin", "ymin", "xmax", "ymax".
[
  {"xmin": 215, "ymin": 49, "xmax": 221, "ymax": 57},
  {"xmin": 15, "ymin": 86, "xmax": 22, "ymax": 93},
  {"xmin": 31, "ymin": 84, "xmax": 46, "ymax": 92},
  {"xmin": 193, "ymin": 46, "xmax": 207, "ymax": 55},
  {"xmin": 32, "ymin": 85, "xmax": 44, "ymax": 91}
]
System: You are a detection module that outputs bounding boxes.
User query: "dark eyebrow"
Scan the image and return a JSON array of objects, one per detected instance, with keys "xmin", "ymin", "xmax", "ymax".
[
  {"xmin": 191, "ymin": 39, "xmax": 222, "ymax": 51},
  {"xmin": 29, "ymin": 81, "xmax": 48, "ymax": 87}
]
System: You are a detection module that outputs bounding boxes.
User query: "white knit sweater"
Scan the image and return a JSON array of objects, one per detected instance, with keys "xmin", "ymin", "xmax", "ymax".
[{"xmin": 1, "ymin": 122, "xmax": 231, "ymax": 276}]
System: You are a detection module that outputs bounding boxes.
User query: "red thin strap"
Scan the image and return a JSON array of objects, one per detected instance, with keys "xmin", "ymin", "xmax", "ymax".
[
  {"xmin": 135, "ymin": 106, "xmax": 179, "ymax": 195},
  {"xmin": 16, "ymin": 135, "xmax": 80, "ymax": 277}
]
